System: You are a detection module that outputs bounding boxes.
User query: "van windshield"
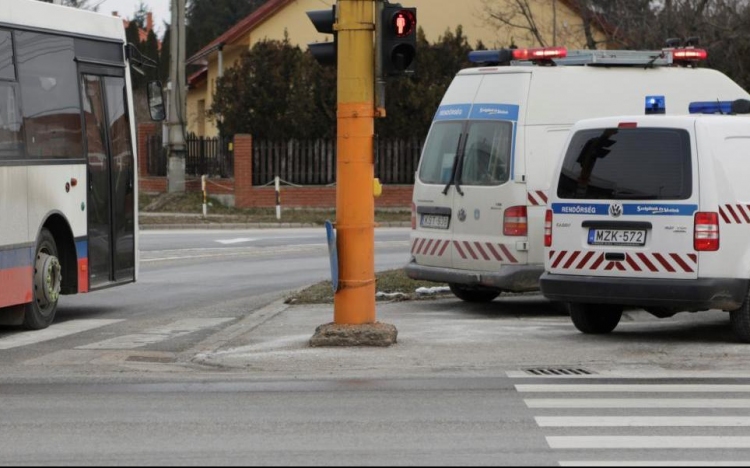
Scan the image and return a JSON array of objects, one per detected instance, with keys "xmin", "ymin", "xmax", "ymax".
[
  {"xmin": 557, "ymin": 127, "xmax": 692, "ymax": 200},
  {"xmin": 418, "ymin": 120, "xmax": 512, "ymax": 186}
]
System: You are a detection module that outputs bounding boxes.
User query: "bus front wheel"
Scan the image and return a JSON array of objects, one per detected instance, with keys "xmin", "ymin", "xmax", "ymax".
[{"xmin": 24, "ymin": 228, "xmax": 61, "ymax": 330}]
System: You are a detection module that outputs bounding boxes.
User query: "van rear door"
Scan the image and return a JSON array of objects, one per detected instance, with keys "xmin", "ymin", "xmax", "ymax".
[{"xmin": 549, "ymin": 123, "xmax": 699, "ymax": 280}]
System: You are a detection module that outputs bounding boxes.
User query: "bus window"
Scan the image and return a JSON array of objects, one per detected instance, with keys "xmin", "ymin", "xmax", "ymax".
[
  {"xmin": 0, "ymin": 82, "xmax": 22, "ymax": 159},
  {"xmin": 0, "ymin": 30, "xmax": 15, "ymax": 80},
  {"xmin": 16, "ymin": 31, "xmax": 83, "ymax": 160}
]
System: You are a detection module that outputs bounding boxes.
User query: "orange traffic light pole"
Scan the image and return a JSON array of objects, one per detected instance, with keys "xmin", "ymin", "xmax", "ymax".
[{"xmin": 334, "ymin": 0, "xmax": 377, "ymax": 325}]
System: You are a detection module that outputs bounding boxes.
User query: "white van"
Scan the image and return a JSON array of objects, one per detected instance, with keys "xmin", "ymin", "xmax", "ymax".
[
  {"xmin": 540, "ymin": 102, "xmax": 750, "ymax": 342},
  {"xmin": 406, "ymin": 46, "xmax": 750, "ymax": 303}
]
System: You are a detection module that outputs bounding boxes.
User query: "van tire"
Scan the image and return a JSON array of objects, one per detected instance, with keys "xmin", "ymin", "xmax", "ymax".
[
  {"xmin": 449, "ymin": 283, "xmax": 501, "ymax": 303},
  {"xmin": 730, "ymin": 290, "xmax": 750, "ymax": 343},
  {"xmin": 568, "ymin": 303, "xmax": 622, "ymax": 334}
]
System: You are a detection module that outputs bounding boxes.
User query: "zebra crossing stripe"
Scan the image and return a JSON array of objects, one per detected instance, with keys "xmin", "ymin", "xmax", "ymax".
[
  {"xmin": 536, "ymin": 416, "xmax": 750, "ymax": 427},
  {"xmin": 547, "ymin": 436, "xmax": 750, "ymax": 449},
  {"xmin": 77, "ymin": 318, "xmax": 235, "ymax": 350},
  {"xmin": 517, "ymin": 384, "xmax": 750, "ymax": 393},
  {"xmin": 525, "ymin": 398, "xmax": 750, "ymax": 408},
  {"xmin": 0, "ymin": 319, "xmax": 124, "ymax": 350}
]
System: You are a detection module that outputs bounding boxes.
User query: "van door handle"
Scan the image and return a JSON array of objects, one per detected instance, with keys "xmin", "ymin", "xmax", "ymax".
[{"xmin": 605, "ymin": 253, "xmax": 626, "ymax": 262}]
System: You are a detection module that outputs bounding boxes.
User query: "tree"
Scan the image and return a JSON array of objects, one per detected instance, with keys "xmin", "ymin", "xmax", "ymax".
[
  {"xmin": 210, "ymin": 36, "xmax": 335, "ymax": 139},
  {"xmin": 186, "ymin": 0, "xmax": 267, "ymax": 57}
]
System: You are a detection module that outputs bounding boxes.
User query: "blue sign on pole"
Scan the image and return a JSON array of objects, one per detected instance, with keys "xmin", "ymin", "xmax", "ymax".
[{"xmin": 325, "ymin": 220, "xmax": 339, "ymax": 293}]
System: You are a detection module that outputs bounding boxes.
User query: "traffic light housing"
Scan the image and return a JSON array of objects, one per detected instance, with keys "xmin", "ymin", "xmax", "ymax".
[
  {"xmin": 381, "ymin": 4, "xmax": 417, "ymax": 77},
  {"xmin": 306, "ymin": 6, "xmax": 337, "ymax": 66}
]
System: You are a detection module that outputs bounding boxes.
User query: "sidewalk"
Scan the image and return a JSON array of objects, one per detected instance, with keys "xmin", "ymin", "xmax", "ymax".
[
  {"xmin": 139, "ymin": 212, "xmax": 411, "ymax": 230},
  {"xmin": 189, "ymin": 294, "xmax": 750, "ymax": 380}
]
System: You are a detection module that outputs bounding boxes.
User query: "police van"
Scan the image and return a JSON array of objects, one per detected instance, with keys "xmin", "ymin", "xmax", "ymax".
[
  {"xmin": 406, "ymin": 46, "xmax": 750, "ymax": 303},
  {"xmin": 539, "ymin": 100, "xmax": 750, "ymax": 342}
]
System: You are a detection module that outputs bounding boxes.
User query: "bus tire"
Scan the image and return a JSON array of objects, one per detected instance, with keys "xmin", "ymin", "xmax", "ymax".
[
  {"xmin": 568, "ymin": 303, "xmax": 622, "ymax": 334},
  {"xmin": 730, "ymin": 289, "xmax": 750, "ymax": 343},
  {"xmin": 24, "ymin": 228, "xmax": 61, "ymax": 330},
  {"xmin": 449, "ymin": 283, "xmax": 501, "ymax": 303}
]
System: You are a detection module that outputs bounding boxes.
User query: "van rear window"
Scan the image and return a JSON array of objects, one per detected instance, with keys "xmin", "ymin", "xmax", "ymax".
[{"xmin": 557, "ymin": 128, "xmax": 692, "ymax": 200}]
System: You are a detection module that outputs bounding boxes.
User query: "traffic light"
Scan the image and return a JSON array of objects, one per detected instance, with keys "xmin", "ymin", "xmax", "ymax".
[
  {"xmin": 306, "ymin": 6, "xmax": 337, "ymax": 66},
  {"xmin": 380, "ymin": 3, "xmax": 417, "ymax": 77}
]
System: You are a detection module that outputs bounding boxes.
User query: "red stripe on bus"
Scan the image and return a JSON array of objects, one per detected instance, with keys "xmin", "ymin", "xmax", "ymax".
[
  {"xmin": 688, "ymin": 253, "xmax": 697, "ymax": 263},
  {"xmin": 552, "ymin": 251, "xmax": 568, "ymax": 268},
  {"xmin": 0, "ymin": 266, "xmax": 33, "ymax": 308},
  {"xmin": 575, "ymin": 251, "xmax": 595, "ymax": 269},
  {"xmin": 463, "ymin": 242, "xmax": 479, "ymax": 260},
  {"xmin": 537, "ymin": 191, "xmax": 548, "ymax": 204},
  {"xmin": 413, "ymin": 238, "xmax": 424, "ymax": 254},
  {"xmin": 486, "ymin": 243, "xmax": 503, "ymax": 261},
  {"xmin": 453, "ymin": 241, "xmax": 467, "ymax": 259},
  {"xmin": 604, "ymin": 262, "xmax": 615, "ymax": 271},
  {"xmin": 498, "ymin": 244, "xmax": 518, "ymax": 263},
  {"xmin": 527, "ymin": 193, "xmax": 537, "ymax": 205},
  {"xmin": 625, "ymin": 254, "xmax": 641, "ymax": 271},
  {"xmin": 669, "ymin": 253, "xmax": 694, "ymax": 273},
  {"xmin": 474, "ymin": 242, "xmax": 491, "ymax": 261},
  {"xmin": 636, "ymin": 253, "xmax": 659, "ymax": 272},
  {"xmin": 653, "ymin": 253, "xmax": 676, "ymax": 272},
  {"xmin": 726, "ymin": 204, "xmax": 742, "ymax": 224},
  {"xmin": 719, "ymin": 206, "xmax": 731, "ymax": 224},
  {"xmin": 422, "ymin": 239, "xmax": 434, "ymax": 256},
  {"xmin": 562, "ymin": 250, "xmax": 581, "ymax": 269},
  {"xmin": 78, "ymin": 258, "xmax": 89, "ymax": 293}
]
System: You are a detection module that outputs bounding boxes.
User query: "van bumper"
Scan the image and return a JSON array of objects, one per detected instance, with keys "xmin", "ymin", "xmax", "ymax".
[
  {"xmin": 539, "ymin": 273, "xmax": 749, "ymax": 311},
  {"xmin": 404, "ymin": 260, "xmax": 542, "ymax": 292}
]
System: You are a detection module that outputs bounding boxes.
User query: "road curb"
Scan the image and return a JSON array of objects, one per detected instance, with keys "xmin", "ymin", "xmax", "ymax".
[
  {"xmin": 186, "ymin": 299, "xmax": 290, "ymax": 367},
  {"xmin": 139, "ymin": 221, "xmax": 411, "ymax": 230}
]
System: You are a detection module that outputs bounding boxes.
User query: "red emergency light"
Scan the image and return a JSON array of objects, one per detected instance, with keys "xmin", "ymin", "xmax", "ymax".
[
  {"xmin": 672, "ymin": 48, "xmax": 708, "ymax": 61},
  {"xmin": 512, "ymin": 47, "xmax": 567, "ymax": 61}
]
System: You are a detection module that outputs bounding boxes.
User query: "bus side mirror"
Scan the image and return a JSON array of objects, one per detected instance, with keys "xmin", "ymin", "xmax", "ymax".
[{"xmin": 147, "ymin": 81, "xmax": 166, "ymax": 122}]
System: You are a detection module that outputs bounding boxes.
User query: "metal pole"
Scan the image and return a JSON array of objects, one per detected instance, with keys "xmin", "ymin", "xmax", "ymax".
[
  {"xmin": 333, "ymin": 0, "xmax": 377, "ymax": 324},
  {"xmin": 202, "ymin": 175, "xmax": 207, "ymax": 217},
  {"xmin": 167, "ymin": 0, "xmax": 186, "ymax": 193},
  {"xmin": 275, "ymin": 176, "xmax": 281, "ymax": 220}
]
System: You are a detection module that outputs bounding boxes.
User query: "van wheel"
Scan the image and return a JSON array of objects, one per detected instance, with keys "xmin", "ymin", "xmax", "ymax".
[
  {"xmin": 568, "ymin": 303, "xmax": 622, "ymax": 334},
  {"xmin": 23, "ymin": 228, "xmax": 61, "ymax": 330},
  {"xmin": 448, "ymin": 283, "xmax": 501, "ymax": 303},
  {"xmin": 730, "ymin": 289, "xmax": 750, "ymax": 343}
]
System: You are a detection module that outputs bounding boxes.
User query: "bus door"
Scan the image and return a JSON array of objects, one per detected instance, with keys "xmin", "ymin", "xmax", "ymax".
[{"xmin": 80, "ymin": 66, "xmax": 135, "ymax": 289}]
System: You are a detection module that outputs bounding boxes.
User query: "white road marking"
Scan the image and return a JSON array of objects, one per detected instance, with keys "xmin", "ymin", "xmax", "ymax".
[
  {"xmin": 559, "ymin": 462, "xmax": 750, "ymax": 467},
  {"xmin": 548, "ymin": 436, "xmax": 750, "ymax": 449},
  {"xmin": 0, "ymin": 320, "xmax": 124, "ymax": 350},
  {"xmin": 76, "ymin": 318, "xmax": 235, "ymax": 350},
  {"xmin": 215, "ymin": 238, "xmax": 256, "ymax": 245},
  {"xmin": 526, "ymin": 398, "xmax": 750, "ymax": 408},
  {"xmin": 517, "ymin": 384, "xmax": 750, "ymax": 393},
  {"xmin": 537, "ymin": 416, "xmax": 750, "ymax": 427}
]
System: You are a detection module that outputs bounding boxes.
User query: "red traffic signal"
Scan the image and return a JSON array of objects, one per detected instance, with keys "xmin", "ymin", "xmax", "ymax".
[{"xmin": 390, "ymin": 9, "xmax": 416, "ymax": 38}]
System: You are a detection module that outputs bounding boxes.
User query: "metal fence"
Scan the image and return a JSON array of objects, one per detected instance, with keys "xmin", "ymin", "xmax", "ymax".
[
  {"xmin": 252, "ymin": 137, "xmax": 423, "ymax": 186},
  {"xmin": 146, "ymin": 133, "xmax": 234, "ymax": 178}
]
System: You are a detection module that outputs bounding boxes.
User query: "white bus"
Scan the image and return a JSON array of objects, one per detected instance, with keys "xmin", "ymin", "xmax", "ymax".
[{"xmin": 0, "ymin": 0, "xmax": 164, "ymax": 329}]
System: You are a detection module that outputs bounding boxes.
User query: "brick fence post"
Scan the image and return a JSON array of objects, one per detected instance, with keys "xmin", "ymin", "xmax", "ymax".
[
  {"xmin": 137, "ymin": 122, "xmax": 159, "ymax": 177},
  {"xmin": 233, "ymin": 134, "xmax": 253, "ymax": 208}
]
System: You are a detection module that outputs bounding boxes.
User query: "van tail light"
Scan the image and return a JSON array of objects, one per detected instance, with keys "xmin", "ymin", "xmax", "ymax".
[
  {"xmin": 694, "ymin": 211, "xmax": 719, "ymax": 251},
  {"xmin": 504, "ymin": 205, "xmax": 528, "ymax": 236},
  {"xmin": 544, "ymin": 209, "xmax": 553, "ymax": 247},
  {"xmin": 411, "ymin": 203, "xmax": 416, "ymax": 230}
]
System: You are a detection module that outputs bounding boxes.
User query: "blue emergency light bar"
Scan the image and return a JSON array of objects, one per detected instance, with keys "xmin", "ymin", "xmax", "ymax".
[
  {"xmin": 645, "ymin": 95, "xmax": 665, "ymax": 115},
  {"xmin": 689, "ymin": 101, "xmax": 734, "ymax": 114},
  {"xmin": 468, "ymin": 50, "xmax": 513, "ymax": 64}
]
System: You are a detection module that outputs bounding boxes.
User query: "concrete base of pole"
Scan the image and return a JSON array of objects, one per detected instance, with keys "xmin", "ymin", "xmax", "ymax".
[
  {"xmin": 310, "ymin": 322, "xmax": 398, "ymax": 347},
  {"xmin": 168, "ymin": 155, "xmax": 186, "ymax": 193}
]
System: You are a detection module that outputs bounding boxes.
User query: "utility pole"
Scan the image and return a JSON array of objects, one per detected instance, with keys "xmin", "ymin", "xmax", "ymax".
[
  {"xmin": 309, "ymin": 0, "xmax": 397, "ymax": 347},
  {"xmin": 167, "ymin": 0, "xmax": 186, "ymax": 193}
]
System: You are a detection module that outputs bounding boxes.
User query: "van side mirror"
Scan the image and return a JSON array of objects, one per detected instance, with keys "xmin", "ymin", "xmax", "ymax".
[{"xmin": 147, "ymin": 81, "xmax": 166, "ymax": 122}]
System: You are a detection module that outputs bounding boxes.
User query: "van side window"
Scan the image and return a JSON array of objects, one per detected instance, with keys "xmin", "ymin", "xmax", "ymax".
[
  {"xmin": 0, "ymin": 30, "xmax": 15, "ymax": 81},
  {"xmin": 0, "ymin": 30, "xmax": 22, "ymax": 159},
  {"xmin": 557, "ymin": 128, "xmax": 692, "ymax": 200},
  {"xmin": 418, "ymin": 121, "xmax": 463, "ymax": 184},
  {"xmin": 461, "ymin": 121, "xmax": 512, "ymax": 186}
]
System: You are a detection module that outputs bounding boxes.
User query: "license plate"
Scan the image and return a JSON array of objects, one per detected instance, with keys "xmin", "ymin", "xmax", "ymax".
[
  {"xmin": 421, "ymin": 214, "xmax": 450, "ymax": 230},
  {"xmin": 588, "ymin": 229, "xmax": 646, "ymax": 246}
]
